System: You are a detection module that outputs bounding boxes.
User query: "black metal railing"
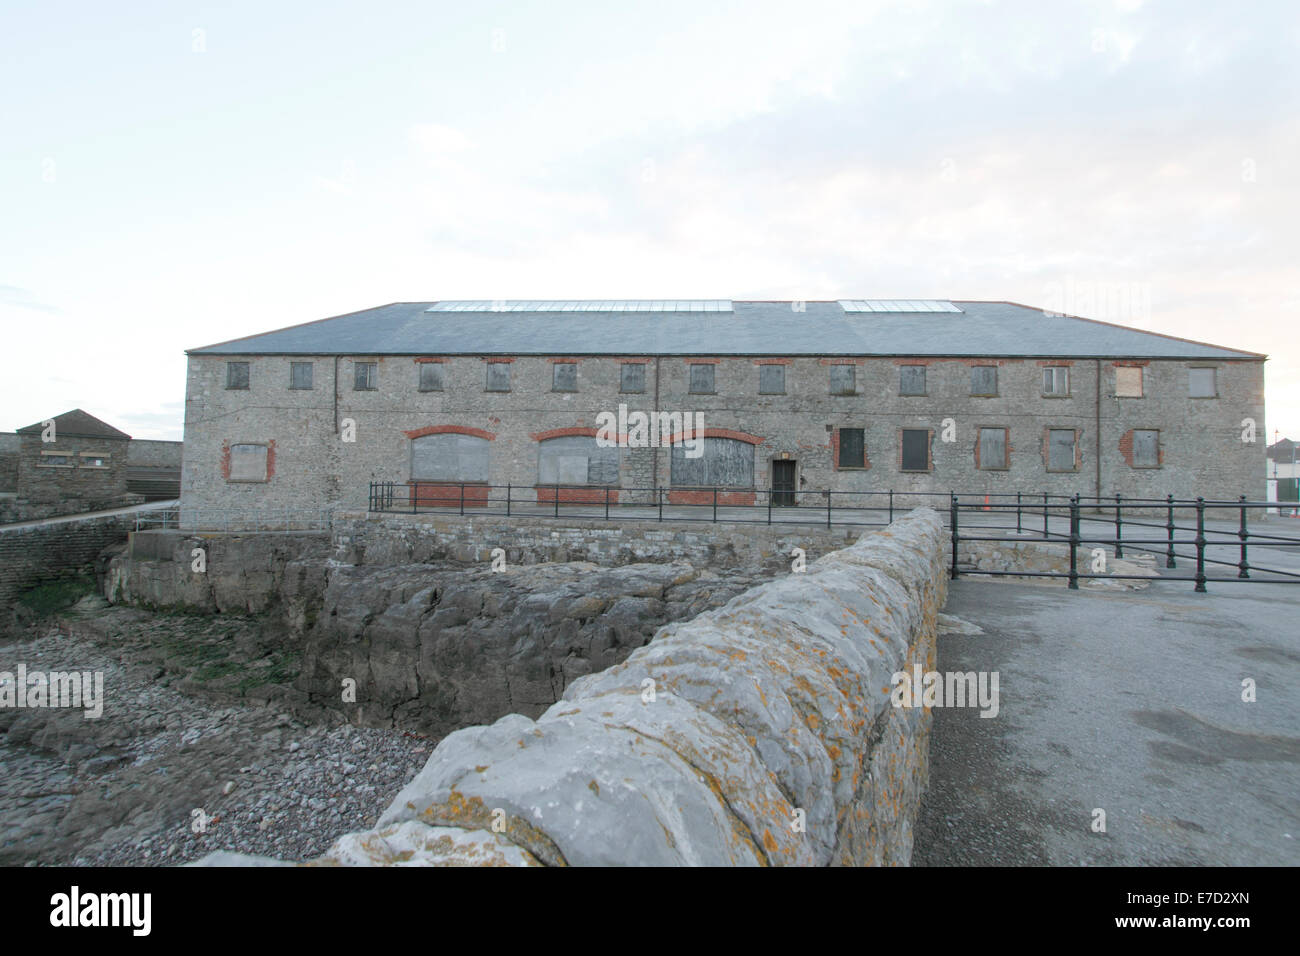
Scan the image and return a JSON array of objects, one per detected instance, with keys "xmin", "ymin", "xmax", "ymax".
[{"xmin": 947, "ymin": 493, "xmax": 1300, "ymax": 592}]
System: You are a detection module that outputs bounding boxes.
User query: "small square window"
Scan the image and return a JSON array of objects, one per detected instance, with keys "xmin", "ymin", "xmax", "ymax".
[
  {"xmin": 838, "ymin": 428, "xmax": 865, "ymax": 468},
  {"xmin": 1132, "ymin": 429, "xmax": 1160, "ymax": 468},
  {"xmin": 620, "ymin": 363, "xmax": 646, "ymax": 393},
  {"xmin": 418, "ymin": 363, "xmax": 444, "ymax": 392},
  {"xmin": 1042, "ymin": 366, "xmax": 1069, "ymax": 396},
  {"xmin": 1047, "ymin": 429, "xmax": 1077, "ymax": 472},
  {"xmin": 759, "ymin": 365, "xmax": 785, "ymax": 395},
  {"xmin": 290, "ymin": 362, "xmax": 313, "ymax": 390},
  {"xmin": 978, "ymin": 427, "xmax": 1008, "ymax": 470},
  {"xmin": 829, "ymin": 365, "xmax": 856, "ymax": 395},
  {"xmin": 226, "ymin": 362, "xmax": 250, "ymax": 390},
  {"xmin": 901, "ymin": 429, "xmax": 930, "ymax": 471},
  {"xmin": 229, "ymin": 443, "xmax": 268, "ymax": 482},
  {"xmin": 79, "ymin": 452, "xmax": 110, "ymax": 469},
  {"xmin": 552, "ymin": 363, "xmax": 578, "ymax": 392},
  {"xmin": 1189, "ymin": 367, "xmax": 1217, "ymax": 398},
  {"xmin": 486, "ymin": 363, "xmax": 511, "ymax": 392},
  {"xmin": 899, "ymin": 366, "xmax": 926, "ymax": 395},
  {"xmin": 689, "ymin": 364, "xmax": 715, "ymax": 394},
  {"xmin": 1115, "ymin": 366, "xmax": 1143, "ymax": 397},
  {"xmin": 970, "ymin": 366, "xmax": 998, "ymax": 396},
  {"xmin": 354, "ymin": 362, "xmax": 377, "ymax": 390}
]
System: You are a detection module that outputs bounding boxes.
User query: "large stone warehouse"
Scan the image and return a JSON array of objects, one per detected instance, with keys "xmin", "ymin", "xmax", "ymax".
[{"xmin": 180, "ymin": 299, "xmax": 1266, "ymax": 517}]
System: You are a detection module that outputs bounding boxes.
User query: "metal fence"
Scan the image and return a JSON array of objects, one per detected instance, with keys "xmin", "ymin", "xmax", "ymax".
[
  {"xmin": 949, "ymin": 494, "xmax": 1300, "ymax": 592},
  {"xmin": 134, "ymin": 507, "xmax": 334, "ymax": 532}
]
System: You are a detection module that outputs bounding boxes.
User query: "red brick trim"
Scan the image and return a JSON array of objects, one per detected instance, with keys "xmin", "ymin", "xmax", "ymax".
[
  {"xmin": 1036, "ymin": 360, "xmax": 1075, "ymax": 367},
  {"xmin": 615, "ymin": 357, "xmax": 653, "ymax": 364},
  {"xmin": 404, "ymin": 425, "xmax": 496, "ymax": 440},
  {"xmin": 1042, "ymin": 426, "xmax": 1082, "ymax": 472},
  {"xmin": 683, "ymin": 358, "xmax": 723, "ymax": 364},
  {"xmin": 667, "ymin": 490, "xmax": 756, "ymax": 506},
  {"xmin": 407, "ymin": 482, "xmax": 491, "ymax": 506},
  {"xmin": 818, "ymin": 358, "xmax": 865, "ymax": 365},
  {"xmin": 530, "ymin": 426, "xmax": 600, "ymax": 442},
  {"xmin": 662, "ymin": 427, "xmax": 764, "ymax": 446},
  {"xmin": 481, "ymin": 357, "xmax": 515, "ymax": 363},
  {"xmin": 219, "ymin": 439, "xmax": 274, "ymax": 482},
  {"xmin": 1112, "ymin": 360, "xmax": 1150, "ymax": 368},
  {"xmin": 831, "ymin": 427, "xmax": 870, "ymax": 471},
  {"xmin": 546, "ymin": 357, "xmax": 582, "ymax": 363},
  {"xmin": 413, "ymin": 357, "xmax": 447, "ymax": 363},
  {"xmin": 535, "ymin": 486, "xmax": 620, "ymax": 504},
  {"xmin": 1119, "ymin": 428, "xmax": 1163, "ymax": 467},
  {"xmin": 754, "ymin": 358, "xmax": 792, "ymax": 365},
  {"xmin": 893, "ymin": 358, "xmax": 932, "ymax": 366}
]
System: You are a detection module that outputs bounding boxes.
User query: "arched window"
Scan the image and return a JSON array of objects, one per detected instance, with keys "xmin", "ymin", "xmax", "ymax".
[
  {"xmin": 670, "ymin": 437, "xmax": 755, "ymax": 488},
  {"xmin": 411, "ymin": 432, "xmax": 489, "ymax": 482},
  {"xmin": 538, "ymin": 435, "xmax": 620, "ymax": 486}
]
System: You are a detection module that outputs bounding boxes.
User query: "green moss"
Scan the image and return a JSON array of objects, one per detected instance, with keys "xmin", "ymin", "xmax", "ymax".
[{"xmin": 16, "ymin": 574, "xmax": 97, "ymax": 618}]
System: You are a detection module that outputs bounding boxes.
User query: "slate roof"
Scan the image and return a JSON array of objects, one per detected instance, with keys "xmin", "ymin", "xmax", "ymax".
[
  {"xmin": 16, "ymin": 409, "xmax": 131, "ymax": 440},
  {"xmin": 187, "ymin": 301, "xmax": 1264, "ymax": 360}
]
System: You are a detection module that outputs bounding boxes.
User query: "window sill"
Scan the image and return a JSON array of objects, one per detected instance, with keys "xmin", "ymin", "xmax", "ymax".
[
  {"xmin": 226, "ymin": 478, "xmax": 269, "ymax": 484},
  {"xmin": 971, "ymin": 393, "xmax": 999, "ymax": 398},
  {"xmin": 899, "ymin": 468, "xmax": 932, "ymax": 474},
  {"xmin": 225, "ymin": 386, "xmax": 250, "ymax": 391},
  {"xmin": 289, "ymin": 386, "xmax": 314, "ymax": 391},
  {"xmin": 899, "ymin": 393, "xmax": 928, "ymax": 398},
  {"xmin": 417, "ymin": 388, "xmax": 444, "ymax": 393},
  {"xmin": 1041, "ymin": 393, "xmax": 1071, "ymax": 399}
]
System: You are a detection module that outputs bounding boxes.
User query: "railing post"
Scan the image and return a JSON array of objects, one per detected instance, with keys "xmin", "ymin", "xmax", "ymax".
[
  {"xmin": 605, "ymin": 486, "xmax": 610, "ymax": 521},
  {"xmin": 767, "ymin": 488, "xmax": 772, "ymax": 526},
  {"xmin": 889, "ymin": 490, "xmax": 894, "ymax": 524},
  {"xmin": 1238, "ymin": 495, "xmax": 1250, "ymax": 579},
  {"xmin": 1068, "ymin": 494, "xmax": 1079, "ymax": 589},
  {"xmin": 506, "ymin": 482, "xmax": 511, "ymax": 517},
  {"xmin": 711, "ymin": 487, "xmax": 717, "ymax": 523},
  {"xmin": 1166, "ymin": 494, "xmax": 1176, "ymax": 568},
  {"xmin": 459, "ymin": 483, "xmax": 465, "ymax": 516},
  {"xmin": 1194, "ymin": 497, "xmax": 1207, "ymax": 592},
  {"xmin": 1114, "ymin": 493, "xmax": 1124, "ymax": 558},
  {"xmin": 1043, "ymin": 492, "xmax": 1048, "ymax": 538},
  {"xmin": 949, "ymin": 494, "xmax": 959, "ymax": 579},
  {"xmin": 411, "ymin": 484, "xmax": 416, "ymax": 515},
  {"xmin": 826, "ymin": 490, "xmax": 831, "ymax": 529},
  {"xmin": 1016, "ymin": 491, "xmax": 1022, "ymax": 534},
  {"xmin": 657, "ymin": 487, "xmax": 663, "ymax": 522},
  {"xmin": 554, "ymin": 484, "xmax": 560, "ymax": 517}
]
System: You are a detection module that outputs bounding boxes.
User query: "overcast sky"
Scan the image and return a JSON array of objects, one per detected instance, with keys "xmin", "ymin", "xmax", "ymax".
[{"xmin": 2, "ymin": 0, "xmax": 1296, "ymax": 444}]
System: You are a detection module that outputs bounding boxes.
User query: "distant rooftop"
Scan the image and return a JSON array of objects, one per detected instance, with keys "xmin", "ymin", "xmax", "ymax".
[
  {"xmin": 16, "ymin": 409, "xmax": 131, "ymax": 441},
  {"xmin": 188, "ymin": 300, "xmax": 1264, "ymax": 360}
]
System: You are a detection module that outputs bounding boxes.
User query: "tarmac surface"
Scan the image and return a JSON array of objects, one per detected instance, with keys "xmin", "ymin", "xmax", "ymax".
[{"xmin": 913, "ymin": 576, "xmax": 1300, "ymax": 866}]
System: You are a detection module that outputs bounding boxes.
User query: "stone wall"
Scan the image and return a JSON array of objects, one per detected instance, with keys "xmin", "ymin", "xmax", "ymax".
[
  {"xmin": 0, "ymin": 512, "xmax": 137, "ymax": 626},
  {"xmin": 126, "ymin": 439, "xmax": 183, "ymax": 468},
  {"xmin": 0, "ymin": 432, "xmax": 18, "ymax": 492},
  {"xmin": 333, "ymin": 510, "xmax": 865, "ymax": 573},
  {"xmin": 205, "ymin": 508, "xmax": 947, "ymax": 866},
  {"xmin": 181, "ymin": 352, "xmax": 1266, "ymax": 517}
]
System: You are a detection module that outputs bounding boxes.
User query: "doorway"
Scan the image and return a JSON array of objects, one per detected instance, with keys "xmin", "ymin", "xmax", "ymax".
[{"xmin": 772, "ymin": 459, "xmax": 796, "ymax": 506}]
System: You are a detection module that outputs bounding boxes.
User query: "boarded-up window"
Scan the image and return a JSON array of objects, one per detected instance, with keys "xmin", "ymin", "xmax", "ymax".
[
  {"xmin": 978, "ymin": 427, "xmax": 1008, "ymax": 469},
  {"xmin": 970, "ymin": 366, "xmax": 997, "ymax": 396},
  {"xmin": 829, "ymin": 365, "xmax": 855, "ymax": 395},
  {"xmin": 485, "ymin": 363, "xmax": 511, "ymax": 392},
  {"xmin": 620, "ymin": 364, "xmax": 645, "ymax": 393},
  {"xmin": 290, "ymin": 362, "xmax": 313, "ymax": 390},
  {"xmin": 1048, "ymin": 429, "xmax": 1076, "ymax": 471},
  {"xmin": 1189, "ymin": 367, "xmax": 1217, "ymax": 398},
  {"xmin": 901, "ymin": 429, "xmax": 930, "ymax": 471},
  {"xmin": 354, "ymin": 362, "xmax": 377, "ymax": 390},
  {"xmin": 411, "ymin": 433, "xmax": 489, "ymax": 482},
  {"xmin": 689, "ymin": 364, "xmax": 715, "ymax": 394},
  {"xmin": 1115, "ymin": 366, "xmax": 1143, "ymax": 397},
  {"xmin": 229, "ymin": 443, "xmax": 268, "ymax": 481},
  {"xmin": 38, "ymin": 452, "xmax": 73, "ymax": 467},
  {"xmin": 419, "ymin": 363, "xmax": 443, "ymax": 392},
  {"xmin": 1133, "ymin": 429, "xmax": 1160, "ymax": 467},
  {"xmin": 1042, "ymin": 366, "xmax": 1069, "ymax": 396},
  {"xmin": 552, "ymin": 363, "xmax": 577, "ymax": 392},
  {"xmin": 900, "ymin": 366, "xmax": 926, "ymax": 395},
  {"xmin": 226, "ymin": 362, "xmax": 249, "ymax": 390},
  {"xmin": 759, "ymin": 365, "xmax": 785, "ymax": 394},
  {"xmin": 538, "ymin": 435, "xmax": 619, "ymax": 485},
  {"xmin": 670, "ymin": 437, "xmax": 754, "ymax": 487},
  {"xmin": 80, "ymin": 452, "xmax": 110, "ymax": 468},
  {"xmin": 838, "ymin": 428, "xmax": 865, "ymax": 468}
]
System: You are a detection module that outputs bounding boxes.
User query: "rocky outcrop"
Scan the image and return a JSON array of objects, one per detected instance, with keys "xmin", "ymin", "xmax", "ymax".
[
  {"xmin": 207, "ymin": 508, "xmax": 947, "ymax": 867},
  {"xmin": 296, "ymin": 561, "xmax": 770, "ymax": 735}
]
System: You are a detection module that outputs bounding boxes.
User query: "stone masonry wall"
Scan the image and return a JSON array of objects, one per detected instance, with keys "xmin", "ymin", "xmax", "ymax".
[
  {"xmin": 203, "ymin": 508, "xmax": 948, "ymax": 867},
  {"xmin": 0, "ymin": 513, "xmax": 136, "ymax": 625},
  {"xmin": 181, "ymin": 352, "xmax": 1265, "ymax": 518}
]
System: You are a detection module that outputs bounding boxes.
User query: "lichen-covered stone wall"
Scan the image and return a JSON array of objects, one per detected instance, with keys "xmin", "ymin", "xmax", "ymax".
[{"xmin": 201, "ymin": 507, "xmax": 946, "ymax": 867}]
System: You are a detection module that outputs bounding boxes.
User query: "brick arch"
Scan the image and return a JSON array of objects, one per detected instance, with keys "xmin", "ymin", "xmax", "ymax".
[
  {"xmin": 404, "ymin": 424, "xmax": 496, "ymax": 441},
  {"xmin": 530, "ymin": 426, "xmax": 600, "ymax": 442},
  {"xmin": 662, "ymin": 427, "xmax": 765, "ymax": 446}
]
